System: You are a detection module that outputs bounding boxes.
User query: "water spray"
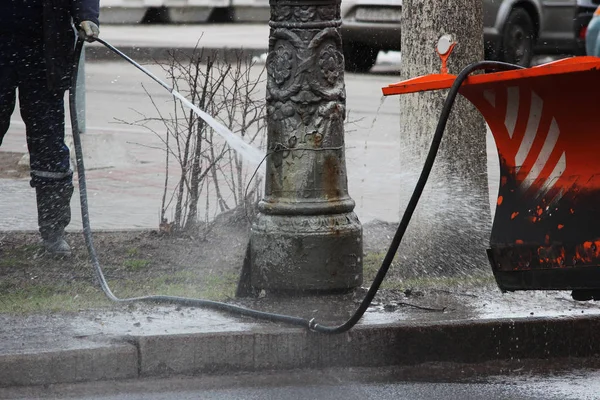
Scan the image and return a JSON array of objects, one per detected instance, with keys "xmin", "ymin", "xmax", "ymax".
[
  {"xmin": 71, "ymin": 38, "xmax": 523, "ymax": 334},
  {"xmin": 93, "ymin": 37, "xmax": 266, "ymax": 168}
]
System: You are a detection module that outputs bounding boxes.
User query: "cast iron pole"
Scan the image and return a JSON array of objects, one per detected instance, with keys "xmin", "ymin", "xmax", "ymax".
[{"xmin": 251, "ymin": 0, "xmax": 363, "ymax": 292}]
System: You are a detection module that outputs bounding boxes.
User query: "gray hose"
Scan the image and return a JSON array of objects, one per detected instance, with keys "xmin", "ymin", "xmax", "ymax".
[{"xmin": 70, "ymin": 38, "xmax": 524, "ymax": 333}]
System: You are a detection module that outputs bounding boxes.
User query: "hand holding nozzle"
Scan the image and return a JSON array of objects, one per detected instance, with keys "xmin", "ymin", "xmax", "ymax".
[{"xmin": 79, "ymin": 21, "xmax": 100, "ymax": 42}]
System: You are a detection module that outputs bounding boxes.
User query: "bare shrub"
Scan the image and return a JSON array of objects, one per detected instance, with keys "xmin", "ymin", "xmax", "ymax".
[{"xmin": 124, "ymin": 46, "xmax": 266, "ymax": 234}]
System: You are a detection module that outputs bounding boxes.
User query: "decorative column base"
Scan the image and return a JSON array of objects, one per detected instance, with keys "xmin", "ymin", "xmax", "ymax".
[
  {"xmin": 251, "ymin": 212, "xmax": 362, "ymax": 292},
  {"xmin": 250, "ymin": 0, "xmax": 363, "ymax": 293}
]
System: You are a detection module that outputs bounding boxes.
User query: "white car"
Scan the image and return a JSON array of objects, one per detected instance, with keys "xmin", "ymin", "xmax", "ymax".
[{"xmin": 341, "ymin": 0, "xmax": 597, "ymax": 72}]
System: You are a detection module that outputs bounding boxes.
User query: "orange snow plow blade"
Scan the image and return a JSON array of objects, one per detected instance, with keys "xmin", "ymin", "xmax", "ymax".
[{"xmin": 383, "ymin": 57, "xmax": 600, "ymax": 292}]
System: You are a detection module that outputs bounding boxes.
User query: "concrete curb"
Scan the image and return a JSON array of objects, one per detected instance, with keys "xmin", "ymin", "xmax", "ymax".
[
  {"xmin": 3, "ymin": 314, "xmax": 600, "ymax": 387},
  {"xmin": 0, "ymin": 343, "xmax": 138, "ymax": 387},
  {"xmin": 135, "ymin": 315, "xmax": 600, "ymax": 377}
]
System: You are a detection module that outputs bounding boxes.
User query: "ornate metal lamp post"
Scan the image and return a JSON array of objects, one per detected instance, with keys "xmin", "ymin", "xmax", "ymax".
[{"xmin": 250, "ymin": 0, "xmax": 363, "ymax": 292}]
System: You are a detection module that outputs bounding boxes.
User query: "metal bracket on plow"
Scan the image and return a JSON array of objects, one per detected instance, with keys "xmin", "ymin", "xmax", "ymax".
[{"xmin": 383, "ymin": 56, "xmax": 600, "ymax": 292}]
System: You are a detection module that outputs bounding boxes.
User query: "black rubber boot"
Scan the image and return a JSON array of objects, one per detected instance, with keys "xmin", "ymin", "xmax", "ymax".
[{"xmin": 35, "ymin": 182, "xmax": 74, "ymax": 256}]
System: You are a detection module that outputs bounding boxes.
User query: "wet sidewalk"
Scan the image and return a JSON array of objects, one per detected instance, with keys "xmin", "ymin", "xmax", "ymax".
[
  {"xmin": 0, "ymin": 124, "xmax": 172, "ymax": 231},
  {"xmin": 1, "ymin": 285, "xmax": 600, "ymax": 387}
]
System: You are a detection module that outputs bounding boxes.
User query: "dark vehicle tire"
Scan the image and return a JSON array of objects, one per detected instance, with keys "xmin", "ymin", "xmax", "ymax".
[
  {"xmin": 343, "ymin": 42, "xmax": 379, "ymax": 73},
  {"xmin": 500, "ymin": 7, "xmax": 535, "ymax": 67}
]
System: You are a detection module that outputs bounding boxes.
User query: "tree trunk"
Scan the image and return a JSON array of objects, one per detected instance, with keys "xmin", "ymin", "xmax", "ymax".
[{"xmin": 398, "ymin": 0, "xmax": 491, "ymax": 278}]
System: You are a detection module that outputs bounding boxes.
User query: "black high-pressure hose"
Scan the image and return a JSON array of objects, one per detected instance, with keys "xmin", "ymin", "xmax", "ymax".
[{"xmin": 70, "ymin": 38, "xmax": 524, "ymax": 334}]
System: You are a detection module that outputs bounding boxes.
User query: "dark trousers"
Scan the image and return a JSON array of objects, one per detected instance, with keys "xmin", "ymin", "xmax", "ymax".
[{"xmin": 0, "ymin": 48, "xmax": 73, "ymax": 240}]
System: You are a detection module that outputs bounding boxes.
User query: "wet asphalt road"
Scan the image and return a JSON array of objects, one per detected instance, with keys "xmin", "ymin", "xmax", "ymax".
[{"xmin": 2, "ymin": 367, "xmax": 599, "ymax": 400}]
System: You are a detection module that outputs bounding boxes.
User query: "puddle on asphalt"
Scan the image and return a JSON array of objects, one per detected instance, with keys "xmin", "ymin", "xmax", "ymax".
[{"xmin": 491, "ymin": 370, "xmax": 600, "ymax": 400}]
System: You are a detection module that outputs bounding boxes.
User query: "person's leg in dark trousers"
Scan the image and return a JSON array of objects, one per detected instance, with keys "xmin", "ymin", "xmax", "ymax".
[
  {"xmin": 0, "ymin": 65, "xmax": 18, "ymax": 147},
  {"xmin": 18, "ymin": 55, "xmax": 73, "ymax": 255}
]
